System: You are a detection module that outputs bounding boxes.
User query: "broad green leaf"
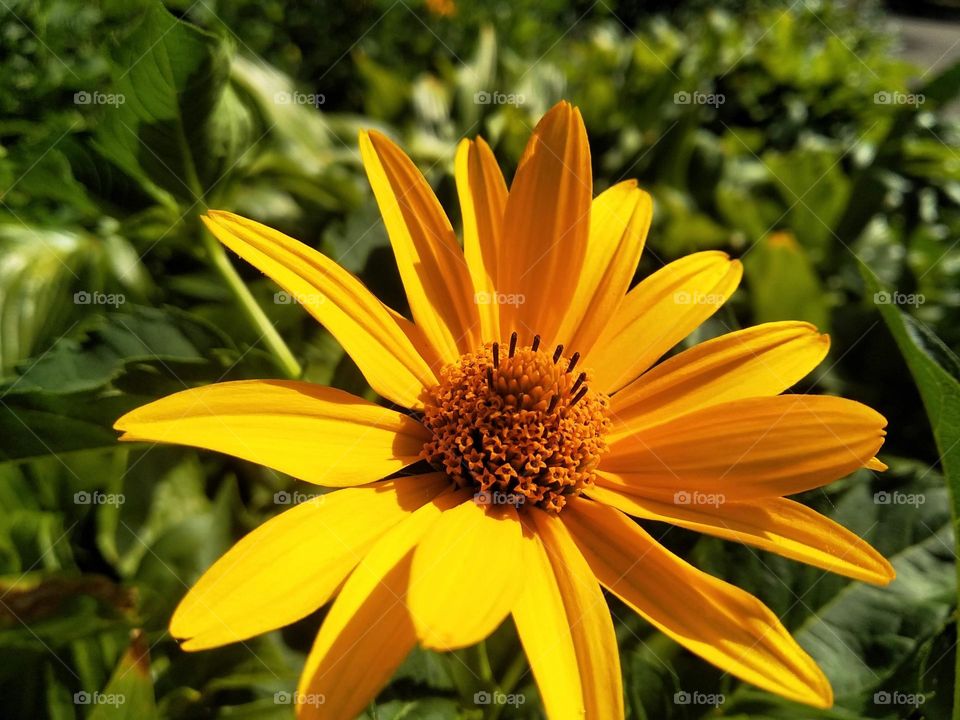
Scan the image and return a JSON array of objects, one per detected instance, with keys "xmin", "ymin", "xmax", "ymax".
[
  {"xmin": 93, "ymin": 1, "xmax": 230, "ymax": 205},
  {"xmin": 863, "ymin": 266, "xmax": 960, "ymax": 718},
  {"xmin": 3, "ymin": 306, "xmax": 233, "ymax": 396}
]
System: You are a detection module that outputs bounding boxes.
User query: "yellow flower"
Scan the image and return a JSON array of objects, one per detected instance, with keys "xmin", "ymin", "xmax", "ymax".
[{"xmin": 115, "ymin": 101, "xmax": 893, "ymax": 718}]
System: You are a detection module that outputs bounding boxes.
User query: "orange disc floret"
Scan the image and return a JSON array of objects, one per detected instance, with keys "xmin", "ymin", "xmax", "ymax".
[{"xmin": 421, "ymin": 333, "xmax": 610, "ymax": 512}]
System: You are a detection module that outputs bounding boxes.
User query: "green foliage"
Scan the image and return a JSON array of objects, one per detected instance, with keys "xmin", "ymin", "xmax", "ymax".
[{"xmin": 0, "ymin": 0, "xmax": 958, "ymax": 718}]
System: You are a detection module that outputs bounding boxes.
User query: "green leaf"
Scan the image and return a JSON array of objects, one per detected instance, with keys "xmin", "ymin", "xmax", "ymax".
[
  {"xmin": 742, "ymin": 231, "xmax": 830, "ymax": 331},
  {"xmin": 0, "ymin": 395, "xmax": 127, "ymax": 464},
  {"xmin": 921, "ymin": 59, "xmax": 960, "ymax": 107},
  {"xmin": 0, "ymin": 306, "xmax": 243, "ymax": 463},
  {"xmin": 3, "ymin": 306, "xmax": 233, "ymax": 396},
  {"xmin": 87, "ymin": 631, "xmax": 158, "ymax": 720},
  {"xmin": 362, "ymin": 697, "xmax": 469, "ymax": 720},
  {"xmin": 93, "ymin": 1, "xmax": 230, "ymax": 204},
  {"xmin": 0, "ymin": 226, "xmax": 93, "ymax": 374},
  {"xmin": 863, "ymin": 265, "xmax": 960, "ymax": 719}
]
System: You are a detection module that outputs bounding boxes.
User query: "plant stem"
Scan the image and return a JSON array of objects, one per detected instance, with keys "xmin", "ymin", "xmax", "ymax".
[
  {"xmin": 486, "ymin": 651, "xmax": 528, "ymax": 720},
  {"xmin": 474, "ymin": 640, "xmax": 495, "ymax": 685},
  {"xmin": 174, "ymin": 107, "xmax": 301, "ymax": 380},
  {"xmin": 199, "ymin": 225, "xmax": 301, "ymax": 379}
]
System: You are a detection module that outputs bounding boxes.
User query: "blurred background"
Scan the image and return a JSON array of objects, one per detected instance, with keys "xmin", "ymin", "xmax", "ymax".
[{"xmin": 1, "ymin": 0, "xmax": 959, "ymax": 717}]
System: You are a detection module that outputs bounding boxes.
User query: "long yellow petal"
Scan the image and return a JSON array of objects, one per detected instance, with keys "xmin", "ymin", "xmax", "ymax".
[
  {"xmin": 586, "ymin": 251, "xmax": 742, "ymax": 393},
  {"xmin": 610, "ymin": 321, "xmax": 830, "ymax": 438},
  {"xmin": 601, "ymin": 395, "xmax": 886, "ymax": 500},
  {"xmin": 564, "ymin": 499, "xmax": 833, "ymax": 708},
  {"xmin": 408, "ymin": 499, "xmax": 523, "ymax": 649},
  {"xmin": 170, "ymin": 474, "xmax": 449, "ymax": 650},
  {"xmin": 360, "ymin": 130, "xmax": 480, "ymax": 360},
  {"xmin": 297, "ymin": 488, "xmax": 469, "ymax": 720},
  {"xmin": 512, "ymin": 524, "xmax": 584, "ymax": 719},
  {"xmin": 557, "ymin": 181, "xmax": 652, "ymax": 355},
  {"xmin": 586, "ymin": 484, "xmax": 894, "ymax": 585},
  {"xmin": 531, "ymin": 508, "xmax": 624, "ymax": 720},
  {"xmin": 499, "ymin": 101, "xmax": 592, "ymax": 343},
  {"xmin": 202, "ymin": 211, "xmax": 437, "ymax": 409},
  {"xmin": 115, "ymin": 380, "xmax": 428, "ymax": 487},
  {"xmin": 456, "ymin": 137, "xmax": 507, "ymax": 342}
]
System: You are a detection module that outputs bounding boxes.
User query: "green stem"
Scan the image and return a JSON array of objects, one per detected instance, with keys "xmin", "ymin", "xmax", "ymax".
[
  {"xmin": 173, "ymin": 109, "xmax": 301, "ymax": 380},
  {"xmin": 200, "ymin": 226, "xmax": 301, "ymax": 379},
  {"xmin": 474, "ymin": 640, "xmax": 495, "ymax": 685},
  {"xmin": 486, "ymin": 651, "xmax": 528, "ymax": 720}
]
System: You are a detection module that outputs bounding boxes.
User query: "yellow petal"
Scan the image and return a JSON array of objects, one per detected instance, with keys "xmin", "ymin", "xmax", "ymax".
[
  {"xmin": 297, "ymin": 488, "xmax": 469, "ymax": 720},
  {"xmin": 530, "ymin": 508, "xmax": 624, "ymax": 720},
  {"xmin": 170, "ymin": 474, "xmax": 449, "ymax": 650},
  {"xmin": 586, "ymin": 251, "xmax": 742, "ymax": 393},
  {"xmin": 202, "ymin": 211, "xmax": 437, "ymax": 409},
  {"xmin": 408, "ymin": 499, "xmax": 523, "ymax": 649},
  {"xmin": 512, "ymin": 523, "xmax": 584, "ymax": 719},
  {"xmin": 557, "ymin": 181, "xmax": 652, "ymax": 355},
  {"xmin": 114, "ymin": 380, "xmax": 428, "ymax": 487},
  {"xmin": 866, "ymin": 457, "xmax": 888, "ymax": 471},
  {"xmin": 610, "ymin": 321, "xmax": 830, "ymax": 438},
  {"xmin": 360, "ymin": 130, "xmax": 480, "ymax": 360},
  {"xmin": 564, "ymin": 498, "xmax": 833, "ymax": 708},
  {"xmin": 602, "ymin": 395, "xmax": 886, "ymax": 500},
  {"xmin": 586, "ymin": 484, "xmax": 894, "ymax": 585},
  {"xmin": 456, "ymin": 137, "xmax": 508, "ymax": 342},
  {"xmin": 498, "ymin": 101, "xmax": 592, "ymax": 343}
]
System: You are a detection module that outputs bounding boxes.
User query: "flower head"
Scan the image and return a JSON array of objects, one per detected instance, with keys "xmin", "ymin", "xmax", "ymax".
[{"xmin": 115, "ymin": 100, "xmax": 892, "ymax": 718}]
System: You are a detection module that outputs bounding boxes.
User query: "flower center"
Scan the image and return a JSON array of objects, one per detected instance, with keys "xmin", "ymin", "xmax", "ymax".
[{"xmin": 421, "ymin": 332, "xmax": 610, "ymax": 512}]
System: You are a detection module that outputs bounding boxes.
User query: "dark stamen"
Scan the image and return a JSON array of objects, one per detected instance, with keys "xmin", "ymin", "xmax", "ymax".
[
  {"xmin": 486, "ymin": 366, "xmax": 494, "ymax": 390},
  {"xmin": 492, "ymin": 342, "xmax": 499, "ymax": 368},
  {"xmin": 567, "ymin": 352, "xmax": 580, "ymax": 373},
  {"xmin": 552, "ymin": 344, "xmax": 564, "ymax": 363},
  {"xmin": 546, "ymin": 394, "xmax": 560, "ymax": 413},
  {"xmin": 570, "ymin": 386, "xmax": 588, "ymax": 407},
  {"xmin": 531, "ymin": 334, "xmax": 541, "ymax": 352},
  {"xmin": 570, "ymin": 371, "xmax": 586, "ymax": 395},
  {"xmin": 509, "ymin": 332, "xmax": 518, "ymax": 358}
]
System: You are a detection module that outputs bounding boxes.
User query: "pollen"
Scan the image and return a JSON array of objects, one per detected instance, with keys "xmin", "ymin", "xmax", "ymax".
[{"xmin": 421, "ymin": 332, "xmax": 610, "ymax": 512}]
